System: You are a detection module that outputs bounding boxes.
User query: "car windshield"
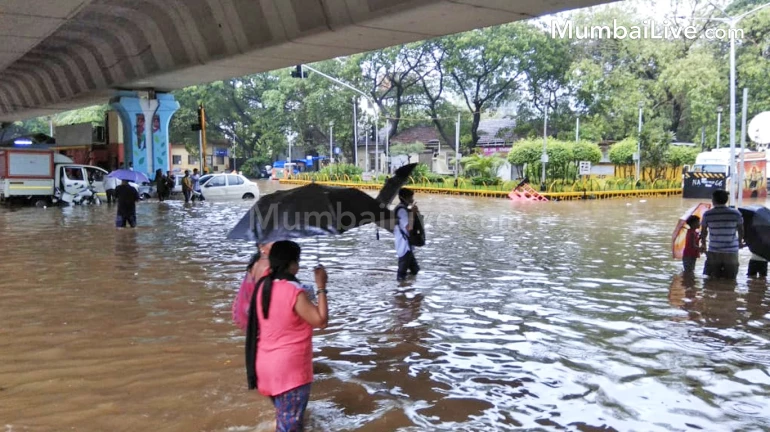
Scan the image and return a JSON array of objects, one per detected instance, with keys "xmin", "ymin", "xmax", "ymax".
[{"xmin": 693, "ymin": 164, "xmax": 727, "ymax": 173}]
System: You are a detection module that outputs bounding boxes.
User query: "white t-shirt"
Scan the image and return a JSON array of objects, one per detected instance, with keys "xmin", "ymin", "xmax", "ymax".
[
  {"xmin": 104, "ymin": 176, "xmax": 117, "ymax": 190},
  {"xmin": 394, "ymin": 207, "xmax": 410, "ymax": 258}
]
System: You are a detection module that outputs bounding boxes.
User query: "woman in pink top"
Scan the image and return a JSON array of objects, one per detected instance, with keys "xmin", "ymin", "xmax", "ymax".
[
  {"xmin": 232, "ymin": 243, "xmax": 273, "ymax": 331},
  {"xmin": 244, "ymin": 240, "xmax": 328, "ymax": 432}
]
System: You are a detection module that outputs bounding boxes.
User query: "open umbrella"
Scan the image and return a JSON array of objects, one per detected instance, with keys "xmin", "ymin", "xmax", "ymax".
[
  {"xmin": 227, "ymin": 183, "xmax": 394, "ymax": 243},
  {"xmin": 672, "ymin": 202, "xmax": 711, "ymax": 259},
  {"xmin": 375, "ymin": 163, "xmax": 418, "ymax": 204},
  {"xmin": 738, "ymin": 205, "xmax": 770, "ymax": 260},
  {"xmin": 227, "ymin": 163, "xmax": 417, "ymax": 243},
  {"xmin": 108, "ymin": 169, "xmax": 149, "ymax": 184}
]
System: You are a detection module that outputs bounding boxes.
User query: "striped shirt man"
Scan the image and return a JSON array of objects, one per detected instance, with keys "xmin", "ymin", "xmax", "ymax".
[{"xmin": 701, "ymin": 205, "xmax": 744, "ymax": 253}]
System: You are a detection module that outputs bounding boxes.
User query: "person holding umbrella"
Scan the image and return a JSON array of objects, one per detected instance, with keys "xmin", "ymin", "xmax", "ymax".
[
  {"xmin": 394, "ymin": 188, "xmax": 422, "ymax": 281},
  {"xmin": 114, "ymin": 179, "xmax": 140, "ymax": 228},
  {"xmin": 700, "ymin": 190, "xmax": 746, "ymax": 279},
  {"xmin": 244, "ymin": 241, "xmax": 328, "ymax": 431}
]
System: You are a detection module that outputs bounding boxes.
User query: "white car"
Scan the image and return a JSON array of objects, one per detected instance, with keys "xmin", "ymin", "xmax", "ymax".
[{"xmin": 200, "ymin": 173, "xmax": 259, "ymax": 200}]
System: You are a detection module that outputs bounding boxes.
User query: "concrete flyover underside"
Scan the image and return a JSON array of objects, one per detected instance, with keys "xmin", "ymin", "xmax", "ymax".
[{"xmin": 0, "ymin": 0, "xmax": 609, "ymax": 121}]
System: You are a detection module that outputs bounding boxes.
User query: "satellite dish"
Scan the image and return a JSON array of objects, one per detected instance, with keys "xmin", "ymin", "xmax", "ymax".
[{"xmin": 748, "ymin": 111, "xmax": 770, "ymax": 145}]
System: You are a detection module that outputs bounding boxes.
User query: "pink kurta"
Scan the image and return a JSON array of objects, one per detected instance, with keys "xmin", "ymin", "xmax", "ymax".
[
  {"xmin": 232, "ymin": 267, "xmax": 270, "ymax": 331},
  {"xmin": 256, "ymin": 279, "xmax": 313, "ymax": 396}
]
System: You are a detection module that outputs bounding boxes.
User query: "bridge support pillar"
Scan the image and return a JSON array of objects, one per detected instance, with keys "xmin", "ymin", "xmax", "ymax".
[{"xmin": 109, "ymin": 91, "xmax": 179, "ymax": 177}]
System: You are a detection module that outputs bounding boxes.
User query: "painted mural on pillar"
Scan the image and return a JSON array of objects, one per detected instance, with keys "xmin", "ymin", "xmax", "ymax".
[
  {"xmin": 110, "ymin": 91, "xmax": 179, "ymax": 177},
  {"xmin": 134, "ymin": 113, "xmax": 147, "ymax": 173},
  {"xmin": 152, "ymin": 114, "xmax": 167, "ymax": 171}
]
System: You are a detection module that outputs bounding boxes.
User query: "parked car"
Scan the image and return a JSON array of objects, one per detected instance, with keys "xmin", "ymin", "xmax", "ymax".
[
  {"xmin": 197, "ymin": 174, "xmax": 214, "ymax": 187},
  {"xmin": 129, "ymin": 182, "xmax": 154, "ymax": 200},
  {"xmin": 200, "ymin": 173, "xmax": 259, "ymax": 200}
]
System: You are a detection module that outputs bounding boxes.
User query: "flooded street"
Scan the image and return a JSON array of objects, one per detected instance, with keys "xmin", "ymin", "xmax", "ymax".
[{"xmin": 2, "ymin": 182, "xmax": 770, "ymax": 431}]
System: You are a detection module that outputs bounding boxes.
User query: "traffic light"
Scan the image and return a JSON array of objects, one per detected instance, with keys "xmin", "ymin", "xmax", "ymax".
[
  {"xmin": 290, "ymin": 65, "xmax": 307, "ymax": 78},
  {"xmin": 191, "ymin": 104, "xmax": 205, "ymax": 131},
  {"xmin": 369, "ymin": 125, "xmax": 376, "ymax": 141}
]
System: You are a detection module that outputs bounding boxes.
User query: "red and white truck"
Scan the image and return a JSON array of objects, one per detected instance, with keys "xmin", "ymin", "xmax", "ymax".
[{"xmin": 0, "ymin": 147, "xmax": 108, "ymax": 206}]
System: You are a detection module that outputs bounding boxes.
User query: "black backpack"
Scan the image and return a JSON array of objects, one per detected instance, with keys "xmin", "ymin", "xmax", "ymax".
[{"xmin": 395, "ymin": 204, "xmax": 425, "ymax": 247}]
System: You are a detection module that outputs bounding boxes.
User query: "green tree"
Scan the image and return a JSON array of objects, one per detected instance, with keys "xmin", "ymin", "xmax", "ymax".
[
  {"xmin": 608, "ymin": 138, "xmax": 638, "ymax": 165},
  {"xmin": 666, "ymin": 146, "xmax": 700, "ymax": 167},
  {"xmin": 442, "ymin": 24, "xmax": 526, "ymax": 147},
  {"xmin": 640, "ymin": 123, "xmax": 675, "ymax": 178},
  {"xmin": 54, "ymin": 105, "xmax": 109, "ymax": 125},
  {"xmin": 344, "ymin": 43, "xmax": 428, "ymax": 139},
  {"xmin": 573, "ymin": 141, "xmax": 603, "ymax": 164}
]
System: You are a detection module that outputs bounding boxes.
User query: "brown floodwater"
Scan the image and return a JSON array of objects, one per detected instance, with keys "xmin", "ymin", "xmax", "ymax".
[{"xmin": 1, "ymin": 182, "xmax": 769, "ymax": 431}]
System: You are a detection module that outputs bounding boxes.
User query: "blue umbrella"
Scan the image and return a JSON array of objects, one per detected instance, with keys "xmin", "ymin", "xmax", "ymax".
[{"xmin": 107, "ymin": 169, "xmax": 149, "ymax": 184}]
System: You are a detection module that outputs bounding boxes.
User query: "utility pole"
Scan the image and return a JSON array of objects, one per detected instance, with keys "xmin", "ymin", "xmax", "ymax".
[
  {"xmin": 636, "ymin": 102, "xmax": 643, "ymax": 183},
  {"xmin": 541, "ymin": 103, "xmax": 548, "ymax": 191},
  {"xmin": 701, "ymin": 126, "xmax": 706, "ymax": 152},
  {"xmin": 292, "ymin": 63, "xmax": 382, "ymax": 173},
  {"xmin": 385, "ymin": 119, "xmax": 390, "ymax": 175},
  {"xmin": 739, "ymin": 87, "xmax": 748, "ymax": 208},
  {"xmin": 353, "ymin": 97, "xmax": 358, "ymax": 169},
  {"xmin": 375, "ymin": 124, "xmax": 379, "ymax": 174},
  {"xmin": 716, "ymin": 106, "xmax": 723, "ymax": 149},
  {"xmin": 575, "ymin": 117, "xmax": 579, "ymax": 143},
  {"xmin": 199, "ymin": 104, "xmax": 207, "ymax": 173},
  {"xmin": 329, "ymin": 121, "xmax": 334, "ymax": 164},
  {"xmin": 455, "ymin": 112, "xmax": 460, "ymax": 182},
  {"xmin": 232, "ymin": 142, "xmax": 237, "ymax": 172},
  {"xmin": 365, "ymin": 128, "xmax": 369, "ymax": 172}
]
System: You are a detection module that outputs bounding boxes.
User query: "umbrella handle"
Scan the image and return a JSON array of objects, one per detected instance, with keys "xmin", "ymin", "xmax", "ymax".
[{"xmin": 315, "ymin": 236, "xmax": 321, "ymax": 267}]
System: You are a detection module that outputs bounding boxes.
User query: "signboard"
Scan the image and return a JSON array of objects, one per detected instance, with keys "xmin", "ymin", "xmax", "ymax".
[
  {"xmin": 334, "ymin": 147, "xmax": 341, "ymax": 155},
  {"xmin": 683, "ymin": 172, "xmax": 726, "ymax": 199},
  {"xmin": 481, "ymin": 146, "xmax": 512, "ymax": 156},
  {"xmin": 741, "ymin": 157, "xmax": 767, "ymax": 199},
  {"xmin": 578, "ymin": 161, "xmax": 592, "ymax": 175},
  {"xmin": 214, "ymin": 149, "xmax": 228, "ymax": 156}
]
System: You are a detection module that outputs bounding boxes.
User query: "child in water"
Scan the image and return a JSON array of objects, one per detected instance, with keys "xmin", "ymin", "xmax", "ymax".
[{"xmin": 682, "ymin": 215, "xmax": 701, "ymax": 274}]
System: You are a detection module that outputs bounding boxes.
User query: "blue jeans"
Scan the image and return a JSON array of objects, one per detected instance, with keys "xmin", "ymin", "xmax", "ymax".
[{"xmin": 115, "ymin": 213, "xmax": 136, "ymax": 228}]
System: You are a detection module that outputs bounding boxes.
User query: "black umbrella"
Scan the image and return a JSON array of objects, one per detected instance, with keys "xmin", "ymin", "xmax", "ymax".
[
  {"xmin": 739, "ymin": 205, "xmax": 770, "ymax": 260},
  {"xmin": 376, "ymin": 163, "xmax": 418, "ymax": 204},
  {"xmin": 227, "ymin": 163, "xmax": 417, "ymax": 243}
]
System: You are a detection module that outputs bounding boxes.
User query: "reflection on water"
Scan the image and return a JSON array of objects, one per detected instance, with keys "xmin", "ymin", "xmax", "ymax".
[{"xmin": 1, "ymin": 186, "xmax": 770, "ymax": 431}]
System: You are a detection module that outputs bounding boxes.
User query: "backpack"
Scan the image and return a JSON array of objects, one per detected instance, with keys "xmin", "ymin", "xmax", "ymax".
[{"xmin": 395, "ymin": 204, "xmax": 426, "ymax": 247}]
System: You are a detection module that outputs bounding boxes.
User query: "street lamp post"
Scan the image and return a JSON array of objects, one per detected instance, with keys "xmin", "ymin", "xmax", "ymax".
[
  {"xmin": 540, "ymin": 102, "xmax": 548, "ymax": 191},
  {"xmin": 575, "ymin": 117, "xmax": 579, "ymax": 143},
  {"xmin": 716, "ymin": 106, "xmax": 723, "ymax": 149},
  {"xmin": 329, "ymin": 121, "xmax": 334, "ymax": 164},
  {"xmin": 703, "ymin": 2, "xmax": 770, "ymax": 205},
  {"xmin": 636, "ymin": 102, "xmax": 643, "ymax": 183},
  {"xmin": 297, "ymin": 64, "xmax": 381, "ymax": 174}
]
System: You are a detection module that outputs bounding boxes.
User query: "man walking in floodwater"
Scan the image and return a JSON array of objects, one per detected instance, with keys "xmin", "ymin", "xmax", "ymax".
[
  {"xmin": 395, "ymin": 188, "xmax": 420, "ymax": 281},
  {"xmin": 182, "ymin": 170, "xmax": 193, "ymax": 203},
  {"xmin": 114, "ymin": 179, "xmax": 140, "ymax": 228},
  {"xmin": 700, "ymin": 189, "xmax": 745, "ymax": 279},
  {"xmin": 191, "ymin": 168, "xmax": 202, "ymax": 201}
]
